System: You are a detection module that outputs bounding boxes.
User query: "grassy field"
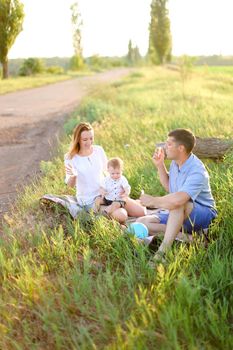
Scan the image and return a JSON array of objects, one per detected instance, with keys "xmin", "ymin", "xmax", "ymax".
[
  {"xmin": 0, "ymin": 66, "xmax": 232, "ymax": 349},
  {"xmin": 0, "ymin": 71, "xmax": 93, "ymax": 95}
]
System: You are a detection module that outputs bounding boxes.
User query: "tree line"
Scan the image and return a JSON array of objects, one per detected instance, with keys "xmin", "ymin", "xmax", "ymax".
[{"xmin": 0, "ymin": 0, "xmax": 172, "ymax": 79}]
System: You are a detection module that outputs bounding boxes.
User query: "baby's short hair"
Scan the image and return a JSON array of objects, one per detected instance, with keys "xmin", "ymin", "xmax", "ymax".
[{"xmin": 107, "ymin": 157, "xmax": 124, "ymax": 169}]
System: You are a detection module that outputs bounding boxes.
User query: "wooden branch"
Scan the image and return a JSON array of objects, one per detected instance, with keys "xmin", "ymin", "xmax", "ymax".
[{"xmin": 193, "ymin": 137, "xmax": 233, "ymax": 160}]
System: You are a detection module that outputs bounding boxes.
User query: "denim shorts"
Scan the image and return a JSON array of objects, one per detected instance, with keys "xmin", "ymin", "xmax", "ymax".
[{"xmin": 157, "ymin": 202, "xmax": 217, "ymax": 234}]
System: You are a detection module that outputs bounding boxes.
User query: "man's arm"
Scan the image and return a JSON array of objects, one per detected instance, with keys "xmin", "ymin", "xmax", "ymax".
[
  {"xmin": 157, "ymin": 164, "xmax": 169, "ymax": 192},
  {"xmin": 140, "ymin": 192, "xmax": 190, "ymax": 210},
  {"xmin": 152, "ymin": 148, "xmax": 169, "ymax": 192}
]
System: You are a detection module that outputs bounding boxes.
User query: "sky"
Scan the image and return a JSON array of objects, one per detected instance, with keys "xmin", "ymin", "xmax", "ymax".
[{"xmin": 9, "ymin": 0, "xmax": 233, "ymax": 59}]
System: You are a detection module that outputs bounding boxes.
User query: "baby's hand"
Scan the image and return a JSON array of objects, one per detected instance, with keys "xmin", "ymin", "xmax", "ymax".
[{"xmin": 119, "ymin": 187, "xmax": 128, "ymax": 198}]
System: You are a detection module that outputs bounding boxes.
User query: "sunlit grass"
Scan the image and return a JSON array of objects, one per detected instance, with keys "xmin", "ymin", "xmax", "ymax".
[
  {"xmin": 0, "ymin": 70, "xmax": 93, "ymax": 95},
  {"xmin": 0, "ymin": 66, "xmax": 232, "ymax": 349}
]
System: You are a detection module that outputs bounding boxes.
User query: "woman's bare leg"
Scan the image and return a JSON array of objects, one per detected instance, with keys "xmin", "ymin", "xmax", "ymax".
[
  {"xmin": 110, "ymin": 208, "xmax": 128, "ymax": 224},
  {"xmin": 136, "ymin": 215, "xmax": 166, "ymax": 235},
  {"xmin": 124, "ymin": 197, "xmax": 146, "ymax": 217}
]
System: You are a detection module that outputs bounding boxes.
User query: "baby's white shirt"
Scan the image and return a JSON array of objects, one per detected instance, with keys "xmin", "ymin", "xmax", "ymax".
[
  {"xmin": 101, "ymin": 175, "xmax": 131, "ymax": 201},
  {"xmin": 64, "ymin": 145, "xmax": 107, "ymax": 206}
]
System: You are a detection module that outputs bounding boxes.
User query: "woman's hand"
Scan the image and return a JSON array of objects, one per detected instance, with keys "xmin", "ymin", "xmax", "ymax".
[{"xmin": 65, "ymin": 164, "xmax": 77, "ymax": 177}]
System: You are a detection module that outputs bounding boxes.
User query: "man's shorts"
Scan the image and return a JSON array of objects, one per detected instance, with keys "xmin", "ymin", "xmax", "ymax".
[{"xmin": 156, "ymin": 202, "xmax": 217, "ymax": 234}]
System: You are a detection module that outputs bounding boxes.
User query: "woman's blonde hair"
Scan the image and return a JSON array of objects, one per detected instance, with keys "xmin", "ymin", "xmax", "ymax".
[{"xmin": 68, "ymin": 122, "xmax": 93, "ymax": 158}]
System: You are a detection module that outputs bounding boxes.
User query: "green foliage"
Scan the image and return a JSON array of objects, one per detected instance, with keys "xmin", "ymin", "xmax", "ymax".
[
  {"xmin": 0, "ymin": 0, "xmax": 24, "ymax": 78},
  {"xmin": 127, "ymin": 39, "xmax": 141, "ymax": 66},
  {"xmin": 85, "ymin": 55, "xmax": 128, "ymax": 71},
  {"xmin": 46, "ymin": 65, "xmax": 64, "ymax": 74},
  {"xmin": 69, "ymin": 54, "xmax": 84, "ymax": 71},
  {"xmin": 1, "ymin": 67, "xmax": 233, "ymax": 348},
  {"xmin": 149, "ymin": 0, "xmax": 172, "ymax": 64},
  {"xmin": 18, "ymin": 57, "xmax": 45, "ymax": 76},
  {"xmin": 70, "ymin": 1, "xmax": 83, "ymax": 71}
]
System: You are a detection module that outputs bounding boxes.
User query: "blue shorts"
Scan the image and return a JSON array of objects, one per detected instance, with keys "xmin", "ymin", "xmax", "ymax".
[{"xmin": 157, "ymin": 202, "xmax": 217, "ymax": 234}]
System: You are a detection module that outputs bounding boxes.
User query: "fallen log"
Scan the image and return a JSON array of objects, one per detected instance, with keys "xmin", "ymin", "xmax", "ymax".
[{"xmin": 193, "ymin": 137, "xmax": 233, "ymax": 160}]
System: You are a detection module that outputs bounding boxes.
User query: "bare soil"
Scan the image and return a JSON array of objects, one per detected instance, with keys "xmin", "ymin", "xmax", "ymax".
[{"xmin": 0, "ymin": 68, "xmax": 131, "ymax": 224}]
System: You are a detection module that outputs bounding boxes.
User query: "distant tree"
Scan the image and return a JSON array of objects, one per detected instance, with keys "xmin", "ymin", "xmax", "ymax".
[
  {"xmin": 148, "ymin": 0, "xmax": 172, "ymax": 64},
  {"xmin": 70, "ymin": 2, "xmax": 83, "ymax": 70},
  {"xmin": 127, "ymin": 40, "xmax": 141, "ymax": 66},
  {"xmin": 0, "ymin": 0, "xmax": 24, "ymax": 79},
  {"xmin": 127, "ymin": 40, "xmax": 134, "ymax": 65},
  {"xmin": 19, "ymin": 57, "xmax": 44, "ymax": 76},
  {"xmin": 133, "ymin": 46, "xmax": 141, "ymax": 63}
]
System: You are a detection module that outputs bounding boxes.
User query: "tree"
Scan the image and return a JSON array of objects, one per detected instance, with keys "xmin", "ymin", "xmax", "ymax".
[
  {"xmin": 18, "ymin": 57, "xmax": 44, "ymax": 76},
  {"xmin": 148, "ymin": 0, "xmax": 172, "ymax": 64},
  {"xmin": 70, "ymin": 2, "xmax": 83, "ymax": 70},
  {"xmin": 0, "ymin": 0, "xmax": 24, "ymax": 79},
  {"xmin": 127, "ymin": 40, "xmax": 141, "ymax": 66}
]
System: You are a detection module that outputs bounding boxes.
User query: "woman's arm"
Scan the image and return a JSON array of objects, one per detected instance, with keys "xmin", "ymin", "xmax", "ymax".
[
  {"xmin": 67, "ymin": 175, "xmax": 76, "ymax": 188},
  {"xmin": 65, "ymin": 163, "xmax": 77, "ymax": 188}
]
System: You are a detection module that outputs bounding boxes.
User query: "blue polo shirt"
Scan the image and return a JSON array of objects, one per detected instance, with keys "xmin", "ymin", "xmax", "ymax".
[{"xmin": 169, "ymin": 154, "xmax": 216, "ymax": 209}]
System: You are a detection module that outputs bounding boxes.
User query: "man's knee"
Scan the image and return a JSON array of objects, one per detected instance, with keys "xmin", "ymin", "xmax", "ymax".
[
  {"xmin": 184, "ymin": 201, "xmax": 193, "ymax": 217},
  {"xmin": 169, "ymin": 201, "xmax": 193, "ymax": 217}
]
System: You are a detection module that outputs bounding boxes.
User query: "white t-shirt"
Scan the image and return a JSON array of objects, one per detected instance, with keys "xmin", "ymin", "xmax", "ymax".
[
  {"xmin": 101, "ymin": 175, "xmax": 131, "ymax": 201},
  {"xmin": 64, "ymin": 145, "xmax": 108, "ymax": 206}
]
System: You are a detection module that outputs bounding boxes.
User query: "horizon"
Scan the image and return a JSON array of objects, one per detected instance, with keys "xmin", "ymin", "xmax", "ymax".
[{"xmin": 8, "ymin": 53, "xmax": 233, "ymax": 61}]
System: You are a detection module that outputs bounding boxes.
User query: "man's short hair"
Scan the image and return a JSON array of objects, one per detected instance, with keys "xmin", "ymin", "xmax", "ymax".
[{"xmin": 168, "ymin": 129, "xmax": 196, "ymax": 153}]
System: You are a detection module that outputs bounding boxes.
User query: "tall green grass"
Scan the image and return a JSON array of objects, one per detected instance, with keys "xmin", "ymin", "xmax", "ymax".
[{"xmin": 0, "ymin": 67, "xmax": 232, "ymax": 349}]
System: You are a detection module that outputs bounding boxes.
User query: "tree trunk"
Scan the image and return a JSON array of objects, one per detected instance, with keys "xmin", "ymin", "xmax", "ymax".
[
  {"xmin": 2, "ymin": 60, "xmax": 9, "ymax": 79},
  {"xmin": 193, "ymin": 137, "xmax": 233, "ymax": 160}
]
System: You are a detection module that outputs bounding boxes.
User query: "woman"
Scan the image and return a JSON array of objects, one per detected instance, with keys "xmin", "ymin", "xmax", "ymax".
[{"xmin": 65, "ymin": 122, "xmax": 145, "ymax": 223}]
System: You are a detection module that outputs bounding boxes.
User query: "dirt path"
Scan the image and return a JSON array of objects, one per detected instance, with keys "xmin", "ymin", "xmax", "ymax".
[{"xmin": 0, "ymin": 68, "xmax": 131, "ymax": 223}]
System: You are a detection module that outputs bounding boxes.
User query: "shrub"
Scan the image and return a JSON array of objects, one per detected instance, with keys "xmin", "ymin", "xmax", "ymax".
[
  {"xmin": 69, "ymin": 55, "xmax": 84, "ymax": 71},
  {"xmin": 18, "ymin": 57, "xmax": 45, "ymax": 76},
  {"xmin": 46, "ymin": 65, "xmax": 64, "ymax": 74}
]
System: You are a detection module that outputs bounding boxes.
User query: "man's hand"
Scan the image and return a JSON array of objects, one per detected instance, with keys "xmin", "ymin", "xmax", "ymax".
[
  {"xmin": 152, "ymin": 147, "xmax": 165, "ymax": 168},
  {"xmin": 139, "ymin": 193, "xmax": 157, "ymax": 208}
]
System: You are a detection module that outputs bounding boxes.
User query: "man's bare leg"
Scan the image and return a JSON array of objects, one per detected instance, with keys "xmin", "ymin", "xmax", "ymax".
[{"xmin": 158, "ymin": 202, "xmax": 193, "ymax": 254}]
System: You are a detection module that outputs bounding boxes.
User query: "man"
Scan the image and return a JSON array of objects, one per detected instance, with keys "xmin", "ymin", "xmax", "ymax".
[{"xmin": 138, "ymin": 128, "xmax": 217, "ymax": 260}]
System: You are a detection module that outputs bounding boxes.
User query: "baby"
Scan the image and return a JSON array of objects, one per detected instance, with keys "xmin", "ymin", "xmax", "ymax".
[{"xmin": 95, "ymin": 157, "xmax": 131, "ymax": 215}]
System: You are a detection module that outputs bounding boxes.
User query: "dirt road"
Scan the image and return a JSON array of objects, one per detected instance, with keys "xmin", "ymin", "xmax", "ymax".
[{"xmin": 0, "ymin": 68, "xmax": 131, "ymax": 222}]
